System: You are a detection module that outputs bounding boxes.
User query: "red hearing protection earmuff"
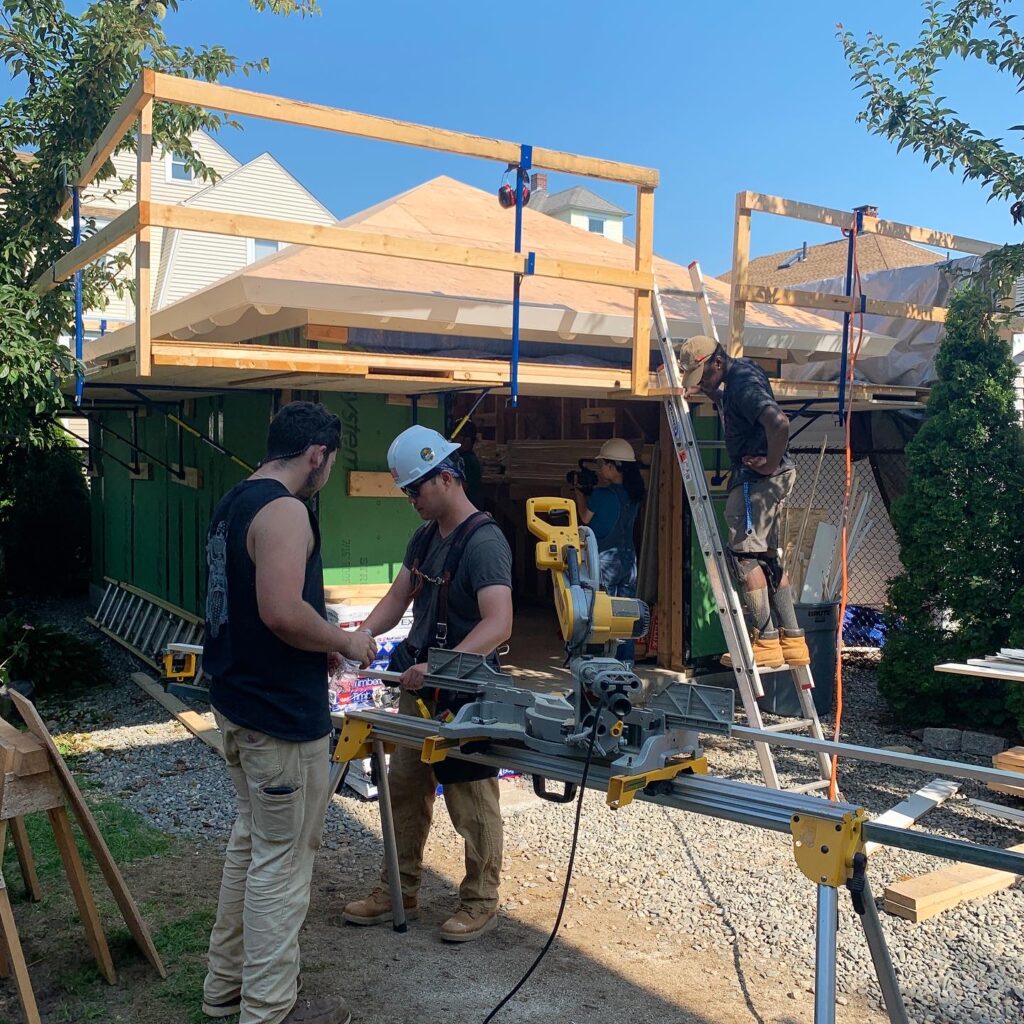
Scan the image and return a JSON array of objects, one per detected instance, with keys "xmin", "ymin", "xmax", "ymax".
[{"xmin": 497, "ymin": 167, "xmax": 530, "ymax": 209}]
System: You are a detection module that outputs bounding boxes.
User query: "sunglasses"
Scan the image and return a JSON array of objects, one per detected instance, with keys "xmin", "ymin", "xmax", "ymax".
[{"xmin": 401, "ymin": 470, "xmax": 441, "ymax": 499}]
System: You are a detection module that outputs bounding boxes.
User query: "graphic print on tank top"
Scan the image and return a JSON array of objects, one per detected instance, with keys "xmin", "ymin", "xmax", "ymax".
[{"xmin": 206, "ymin": 520, "xmax": 229, "ymax": 638}]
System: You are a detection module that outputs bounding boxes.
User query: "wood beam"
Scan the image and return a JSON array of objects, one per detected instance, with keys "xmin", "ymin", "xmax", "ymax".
[
  {"xmin": 58, "ymin": 70, "xmax": 155, "ymax": 218},
  {"xmin": 31, "ymin": 206, "xmax": 140, "ymax": 295},
  {"xmin": 729, "ymin": 194, "xmax": 751, "ymax": 357},
  {"xmin": 149, "ymin": 340, "xmax": 632, "ymax": 391},
  {"xmin": 744, "ymin": 191, "xmax": 998, "ymax": 256},
  {"xmin": 630, "ymin": 186, "xmax": 655, "ymax": 397},
  {"xmin": 143, "ymin": 202, "xmax": 653, "ymax": 291},
  {"xmin": 150, "ymin": 72, "xmax": 658, "ymax": 187},
  {"xmin": 136, "ymin": 101, "xmax": 153, "ymax": 377},
  {"xmin": 739, "ymin": 284, "xmax": 948, "ymax": 325}
]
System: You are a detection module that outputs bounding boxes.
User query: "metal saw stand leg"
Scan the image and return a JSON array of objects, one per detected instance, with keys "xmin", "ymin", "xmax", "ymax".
[
  {"xmin": 373, "ymin": 740, "xmax": 407, "ymax": 933},
  {"xmin": 812, "ymin": 879, "xmax": 909, "ymax": 1024}
]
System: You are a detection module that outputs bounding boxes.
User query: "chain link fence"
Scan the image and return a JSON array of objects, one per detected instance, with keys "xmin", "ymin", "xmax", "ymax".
[{"xmin": 785, "ymin": 447, "xmax": 909, "ymax": 643}]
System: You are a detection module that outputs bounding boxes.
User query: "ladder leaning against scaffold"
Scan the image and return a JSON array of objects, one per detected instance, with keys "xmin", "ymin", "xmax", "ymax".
[{"xmin": 650, "ymin": 263, "xmax": 834, "ymax": 794}]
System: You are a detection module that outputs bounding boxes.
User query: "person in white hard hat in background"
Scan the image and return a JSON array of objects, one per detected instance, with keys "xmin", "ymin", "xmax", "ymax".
[
  {"xmin": 676, "ymin": 334, "xmax": 811, "ymax": 670},
  {"xmin": 570, "ymin": 438, "xmax": 646, "ymax": 667},
  {"xmin": 341, "ymin": 424, "xmax": 513, "ymax": 943}
]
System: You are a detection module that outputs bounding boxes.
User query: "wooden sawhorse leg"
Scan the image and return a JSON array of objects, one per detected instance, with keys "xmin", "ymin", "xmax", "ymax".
[
  {"xmin": 47, "ymin": 807, "xmax": 117, "ymax": 985},
  {"xmin": 0, "ymin": 873, "xmax": 42, "ymax": 1024}
]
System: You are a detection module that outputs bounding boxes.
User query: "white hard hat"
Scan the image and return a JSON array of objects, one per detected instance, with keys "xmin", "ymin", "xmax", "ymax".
[
  {"xmin": 387, "ymin": 425, "xmax": 461, "ymax": 489},
  {"xmin": 596, "ymin": 438, "xmax": 637, "ymax": 463}
]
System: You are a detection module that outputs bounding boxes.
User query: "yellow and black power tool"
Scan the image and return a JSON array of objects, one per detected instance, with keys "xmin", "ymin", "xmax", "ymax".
[{"xmin": 526, "ymin": 497, "xmax": 649, "ymax": 656}]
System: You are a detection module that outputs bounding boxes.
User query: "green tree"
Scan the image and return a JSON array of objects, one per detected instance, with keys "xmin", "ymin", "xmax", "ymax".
[
  {"xmin": 0, "ymin": 0, "xmax": 319, "ymax": 447},
  {"xmin": 879, "ymin": 288, "xmax": 1024, "ymax": 729},
  {"xmin": 839, "ymin": 1, "xmax": 1024, "ymax": 292}
]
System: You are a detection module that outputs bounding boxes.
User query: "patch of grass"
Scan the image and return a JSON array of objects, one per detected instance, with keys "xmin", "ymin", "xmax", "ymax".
[
  {"xmin": 2, "ymin": 789, "xmax": 171, "ymax": 885},
  {"xmin": 153, "ymin": 909, "xmax": 217, "ymax": 1024}
]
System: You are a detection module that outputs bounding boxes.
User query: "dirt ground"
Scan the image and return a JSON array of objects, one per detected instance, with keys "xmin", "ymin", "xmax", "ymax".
[{"xmin": 0, "ymin": 800, "xmax": 887, "ymax": 1024}]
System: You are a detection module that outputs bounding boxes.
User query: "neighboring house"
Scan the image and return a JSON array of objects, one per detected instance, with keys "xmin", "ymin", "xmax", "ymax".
[
  {"xmin": 528, "ymin": 172, "xmax": 629, "ymax": 242},
  {"xmin": 79, "ymin": 130, "xmax": 334, "ymax": 334},
  {"xmin": 718, "ymin": 235, "xmax": 946, "ymax": 287}
]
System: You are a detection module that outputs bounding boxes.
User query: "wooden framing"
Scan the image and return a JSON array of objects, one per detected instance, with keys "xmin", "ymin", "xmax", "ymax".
[
  {"xmin": 727, "ymin": 189, "xmax": 1000, "ymax": 358},
  {"xmin": 40, "ymin": 71, "xmax": 659, "ymax": 392}
]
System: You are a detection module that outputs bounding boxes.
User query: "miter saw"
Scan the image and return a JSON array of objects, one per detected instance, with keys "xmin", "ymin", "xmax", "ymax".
[{"xmin": 339, "ymin": 497, "xmax": 735, "ymax": 807}]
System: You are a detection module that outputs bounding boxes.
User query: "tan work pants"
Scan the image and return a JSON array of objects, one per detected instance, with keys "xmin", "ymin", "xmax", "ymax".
[
  {"xmin": 204, "ymin": 712, "xmax": 330, "ymax": 1024},
  {"xmin": 381, "ymin": 691, "xmax": 503, "ymax": 911}
]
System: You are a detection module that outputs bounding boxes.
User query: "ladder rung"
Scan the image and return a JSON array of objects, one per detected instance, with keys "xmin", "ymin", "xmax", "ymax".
[
  {"xmin": 786, "ymin": 779, "xmax": 833, "ymax": 795},
  {"xmin": 760, "ymin": 719, "xmax": 814, "ymax": 733}
]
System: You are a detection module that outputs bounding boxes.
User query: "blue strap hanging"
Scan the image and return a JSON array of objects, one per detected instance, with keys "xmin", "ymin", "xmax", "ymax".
[
  {"xmin": 509, "ymin": 143, "xmax": 534, "ymax": 409},
  {"xmin": 743, "ymin": 479, "xmax": 754, "ymax": 537},
  {"xmin": 72, "ymin": 185, "xmax": 85, "ymax": 406}
]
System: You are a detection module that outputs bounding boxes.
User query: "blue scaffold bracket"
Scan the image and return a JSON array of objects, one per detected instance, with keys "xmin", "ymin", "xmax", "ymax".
[
  {"xmin": 72, "ymin": 184, "xmax": 84, "ymax": 406},
  {"xmin": 525, "ymin": 252, "xmax": 536, "ymax": 275},
  {"xmin": 509, "ymin": 143, "xmax": 534, "ymax": 409}
]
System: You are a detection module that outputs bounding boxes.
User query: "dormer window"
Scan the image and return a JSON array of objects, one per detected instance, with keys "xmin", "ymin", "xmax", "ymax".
[{"xmin": 588, "ymin": 217, "xmax": 605, "ymax": 234}]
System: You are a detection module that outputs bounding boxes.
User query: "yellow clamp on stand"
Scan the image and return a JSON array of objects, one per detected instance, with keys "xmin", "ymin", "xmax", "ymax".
[
  {"xmin": 420, "ymin": 733, "xmax": 489, "ymax": 765},
  {"xmin": 790, "ymin": 808, "xmax": 867, "ymax": 887},
  {"xmin": 332, "ymin": 718, "xmax": 393, "ymax": 764},
  {"xmin": 606, "ymin": 755, "xmax": 708, "ymax": 810}
]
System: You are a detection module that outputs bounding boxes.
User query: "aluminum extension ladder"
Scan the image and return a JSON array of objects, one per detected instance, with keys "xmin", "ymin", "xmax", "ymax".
[
  {"xmin": 88, "ymin": 577, "xmax": 207, "ymax": 696},
  {"xmin": 651, "ymin": 263, "xmax": 834, "ymax": 794}
]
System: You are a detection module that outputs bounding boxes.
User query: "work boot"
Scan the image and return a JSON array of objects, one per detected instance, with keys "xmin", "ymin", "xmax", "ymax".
[
  {"xmin": 341, "ymin": 886, "xmax": 418, "ymax": 926},
  {"xmin": 780, "ymin": 629, "xmax": 811, "ymax": 666},
  {"xmin": 282, "ymin": 996, "xmax": 352, "ymax": 1024},
  {"xmin": 721, "ymin": 633, "xmax": 784, "ymax": 669},
  {"xmin": 439, "ymin": 906, "xmax": 498, "ymax": 943},
  {"xmin": 203, "ymin": 976, "xmax": 304, "ymax": 1019}
]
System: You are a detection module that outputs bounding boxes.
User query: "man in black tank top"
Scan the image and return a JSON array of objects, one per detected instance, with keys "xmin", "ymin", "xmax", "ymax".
[
  {"xmin": 201, "ymin": 402, "xmax": 376, "ymax": 1024},
  {"xmin": 341, "ymin": 425, "xmax": 513, "ymax": 944}
]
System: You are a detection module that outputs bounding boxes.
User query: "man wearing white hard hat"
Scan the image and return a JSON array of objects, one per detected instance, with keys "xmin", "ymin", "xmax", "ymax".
[
  {"xmin": 569, "ymin": 438, "xmax": 646, "ymax": 666},
  {"xmin": 342, "ymin": 425, "xmax": 512, "ymax": 943},
  {"xmin": 676, "ymin": 335, "xmax": 811, "ymax": 670}
]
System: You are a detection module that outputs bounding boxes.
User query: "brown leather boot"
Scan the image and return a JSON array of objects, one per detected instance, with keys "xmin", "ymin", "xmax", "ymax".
[
  {"xmin": 438, "ymin": 906, "xmax": 498, "ymax": 943},
  {"xmin": 721, "ymin": 633, "xmax": 785, "ymax": 669},
  {"xmin": 341, "ymin": 886, "xmax": 418, "ymax": 926},
  {"xmin": 202, "ymin": 975, "xmax": 303, "ymax": 1018},
  {"xmin": 780, "ymin": 629, "xmax": 811, "ymax": 666}
]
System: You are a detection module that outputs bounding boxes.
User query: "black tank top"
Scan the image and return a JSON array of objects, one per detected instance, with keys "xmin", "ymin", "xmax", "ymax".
[{"xmin": 203, "ymin": 478, "xmax": 331, "ymax": 742}]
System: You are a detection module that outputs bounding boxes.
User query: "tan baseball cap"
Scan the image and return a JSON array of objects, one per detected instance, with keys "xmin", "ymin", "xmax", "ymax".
[{"xmin": 676, "ymin": 335, "xmax": 719, "ymax": 388}]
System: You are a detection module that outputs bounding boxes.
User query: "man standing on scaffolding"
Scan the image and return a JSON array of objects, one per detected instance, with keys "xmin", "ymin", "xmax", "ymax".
[{"xmin": 678, "ymin": 336, "xmax": 810, "ymax": 669}]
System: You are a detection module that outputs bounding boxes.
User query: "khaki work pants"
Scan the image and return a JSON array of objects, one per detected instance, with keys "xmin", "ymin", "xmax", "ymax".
[
  {"xmin": 381, "ymin": 691, "xmax": 503, "ymax": 911},
  {"xmin": 204, "ymin": 712, "xmax": 331, "ymax": 1024}
]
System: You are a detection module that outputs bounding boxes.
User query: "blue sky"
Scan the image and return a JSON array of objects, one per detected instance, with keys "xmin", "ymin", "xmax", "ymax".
[{"xmin": 17, "ymin": 1, "xmax": 1024, "ymax": 274}]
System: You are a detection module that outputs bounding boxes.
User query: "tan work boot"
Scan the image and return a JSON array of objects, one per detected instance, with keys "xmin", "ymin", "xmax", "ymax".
[
  {"xmin": 282, "ymin": 996, "xmax": 351, "ymax": 1024},
  {"xmin": 439, "ymin": 906, "xmax": 498, "ymax": 943},
  {"xmin": 203, "ymin": 975, "xmax": 304, "ymax": 1018},
  {"xmin": 341, "ymin": 886, "xmax": 418, "ymax": 926},
  {"xmin": 780, "ymin": 629, "xmax": 811, "ymax": 666},
  {"xmin": 721, "ymin": 633, "xmax": 784, "ymax": 669}
]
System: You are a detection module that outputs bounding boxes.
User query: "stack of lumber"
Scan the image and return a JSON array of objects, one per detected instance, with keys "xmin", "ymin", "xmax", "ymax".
[
  {"xmin": 989, "ymin": 746, "xmax": 1024, "ymax": 799},
  {"xmin": 883, "ymin": 842, "xmax": 1024, "ymax": 923}
]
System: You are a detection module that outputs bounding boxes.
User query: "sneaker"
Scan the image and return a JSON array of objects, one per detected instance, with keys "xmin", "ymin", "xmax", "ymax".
[
  {"xmin": 780, "ymin": 629, "xmax": 811, "ymax": 666},
  {"xmin": 721, "ymin": 634, "xmax": 784, "ymax": 669},
  {"xmin": 439, "ymin": 906, "xmax": 498, "ymax": 943},
  {"xmin": 202, "ymin": 975, "xmax": 304, "ymax": 1018},
  {"xmin": 282, "ymin": 997, "xmax": 352, "ymax": 1024},
  {"xmin": 341, "ymin": 886, "xmax": 419, "ymax": 926}
]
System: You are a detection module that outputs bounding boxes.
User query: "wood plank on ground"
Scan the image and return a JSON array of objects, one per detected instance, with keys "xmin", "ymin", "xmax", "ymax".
[
  {"xmin": 882, "ymin": 842, "xmax": 1024, "ymax": 923},
  {"xmin": 989, "ymin": 747, "xmax": 1024, "ymax": 798},
  {"xmin": 864, "ymin": 779, "xmax": 959, "ymax": 856},
  {"xmin": 130, "ymin": 672, "xmax": 224, "ymax": 757}
]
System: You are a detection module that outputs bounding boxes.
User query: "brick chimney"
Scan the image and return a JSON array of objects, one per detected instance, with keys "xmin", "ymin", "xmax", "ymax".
[{"xmin": 531, "ymin": 172, "xmax": 548, "ymax": 194}]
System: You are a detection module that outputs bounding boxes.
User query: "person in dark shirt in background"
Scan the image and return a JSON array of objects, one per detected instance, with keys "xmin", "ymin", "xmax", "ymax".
[
  {"xmin": 457, "ymin": 419, "xmax": 483, "ymax": 507},
  {"xmin": 677, "ymin": 337, "xmax": 811, "ymax": 670},
  {"xmin": 202, "ymin": 402, "xmax": 376, "ymax": 1024}
]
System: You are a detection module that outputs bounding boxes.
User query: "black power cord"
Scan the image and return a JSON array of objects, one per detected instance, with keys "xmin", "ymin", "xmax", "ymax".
[{"xmin": 482, "ymin": 700, "xmax": 605, "ymax": 1023}]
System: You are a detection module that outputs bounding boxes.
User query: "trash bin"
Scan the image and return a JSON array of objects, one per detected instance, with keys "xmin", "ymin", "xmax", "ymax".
[{"xmin": 759, "ymin": 601, "xmax": 838, "ymax": 718}]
